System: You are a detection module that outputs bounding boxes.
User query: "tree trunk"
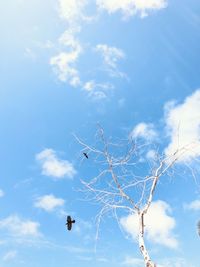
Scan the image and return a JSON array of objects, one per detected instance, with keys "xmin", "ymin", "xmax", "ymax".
[{"xmin": 138, "ymin": 212, "xmax": 156, "ymax": 267}]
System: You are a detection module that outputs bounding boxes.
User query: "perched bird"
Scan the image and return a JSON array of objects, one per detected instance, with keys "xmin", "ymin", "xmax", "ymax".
[
  {"xmin": 83, "ymin": 152, "xmax": 88, "ymax": 159},
  {"xmin": 66, "ymin": 216, "xmax": 75, "ymax": 231}
]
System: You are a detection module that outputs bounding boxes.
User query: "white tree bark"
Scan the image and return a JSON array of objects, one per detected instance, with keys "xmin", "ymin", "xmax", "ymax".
[{"xmin": 138, "ymin": 212, "xmax": 156, "ymax": 267}]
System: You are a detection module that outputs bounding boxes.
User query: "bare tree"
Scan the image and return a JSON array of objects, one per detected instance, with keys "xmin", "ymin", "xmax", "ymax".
[{"xmin": 74, "ymin": 126, "xmax": 199, "ymax": 267}]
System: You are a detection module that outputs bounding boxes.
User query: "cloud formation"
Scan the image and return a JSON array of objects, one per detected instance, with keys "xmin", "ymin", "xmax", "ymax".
[
  {"xmin": 50, "ymin": 0, "xmax": 168, "ymax": 95},
  {"xmin": 0, "ymin": 215, "xmax": 40, "ymax": 237},
  {"xmin": 96, "ymin": 0, "xmax": 167, "ymax": 18},
  {"xmin": 36, "ymin": 149, "xmax": 77, "ymax": 179},
  {"xmin": 130, "ymin": 122, "xmax": 157, "ymax": 141},
  {"xmin": 96, "ymin": 44, "xmax": 125, "ymax": 78},
  {"xmin": 184, "ymin": 199, "xmax": 200, "ymax": 211},
  {"xmin": 83, "ymin": 80, "xmax": 114, "ymax": 100},
  {"xmin": 58, "ymin": 0, "xmax": 89, "ymax": 23},
  {"xmin": 146, "ymin": 149, "xmax": 157, "ymax": 160},
  {"xmin": 50, "ymin": 28, "xmax": 82, "ymax": 86},
  {"xmin": 3, "ymin": 250, "xmax": 17, "ymax": 262},
  {"xmin": 34, "ymin": 194, "xmax": 65, "ymax": 212},
  {"xmin": 50, "ymin": 51, "xmax": 81, "ymax": 86},
  {"xmin": 50, "ymin": 0, "xmax": 86, "ymax": 86},
  {"xmin": 164, "ymin": 89, "xmax": 200, "ymax": 161},
  {"xmin": 121, "ymin": 200, "xmax": 178, "ymax": 248}
]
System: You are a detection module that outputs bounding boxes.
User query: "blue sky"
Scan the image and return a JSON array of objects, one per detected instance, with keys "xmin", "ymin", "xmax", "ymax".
[{"xmin": 0, "ymin": 0, "xmax": 200, "ymax": 266}]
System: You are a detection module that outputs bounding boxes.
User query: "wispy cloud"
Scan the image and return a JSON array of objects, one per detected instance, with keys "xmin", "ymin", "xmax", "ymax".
[
  {"xmin": 146, "ymin": 149, "xmax": 157, "ymax": 160},
  {"xmin": 96, "ymin": 44, "xmax": 126, "ymax": 78},
  {"xmin": 50, "ymin": 2, "xmax": 129, "ymax": 98},
  {"xmin": 34, "ymin": 194, "xmax": 65, "ymax": 212},
  {"xmin": 36, "ymin": 148, "xmax": 77, "ymax": 179},
  {"xmin": 50, "ymin": 28, "xmax": 82, "ymax": 86},
  {"xmin": 49, "ymin": 0, "xmax": 87, "ymax": 86},
  {"xmin": 164, "ymin": 89, "xmax": 200, "ymax": 161},
  {"xmin": 96, "ymin": 0, "xmax": 167, "ymax": 18},
  {"xmin": 72, "ymin": 217, "xmax": 92, "ymax": 235},
  {"xmin": 50, "ymin": 51, "xmax": 81, "ymax": 86},
  {"xmin": 49, "ymin": 0, "xmax": 167, "ymax": 96},
  {"xmin": 3, "ymin": 250, "xmax": 17, "ymax": 261},
  {"xmin": 58, "ymin": 0, "xmax": 89, "ymax": 24},
  {"xmin": 83, "ymin": 80, "xmax": 114, "ymax": 100},
  {"xmin": 121, "ymin": 200, "xmax": 178, "ymax": 248},
  {"xmin": 184, "ymin": 199, "xmax": 200, "ymax": 211},
  {"xmin": 0, "ymin": 215, "xmax": 41, "ymax": 237},
  {"xmin": 130, "ymin": 122, "xmax": 157, "ymax": 141},
  {"xmin": 0, "ymin": 189, "xmax": 4, "ymax": 197}
]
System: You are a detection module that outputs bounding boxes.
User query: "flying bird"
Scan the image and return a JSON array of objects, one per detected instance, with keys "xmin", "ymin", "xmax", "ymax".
[
  {"xmin": 66, "ymin": 216, "xmax": 75, "ymax": 231},
  {"xmin": 83, "ymin": 152, "xmax": 88, "ymax": 159}
]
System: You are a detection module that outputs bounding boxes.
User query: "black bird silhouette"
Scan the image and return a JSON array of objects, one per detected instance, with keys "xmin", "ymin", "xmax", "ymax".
[
  {"xmin": 83, "ymin": 152, "xmax": 88, "ymax": 159},
  {"xmin": 66, "ymin": 216, "xmax": 75, "ymax": 231}
]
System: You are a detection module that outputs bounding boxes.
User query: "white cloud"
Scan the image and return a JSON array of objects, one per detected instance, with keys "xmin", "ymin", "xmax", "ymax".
[
  {"xmin": 50, "ymin": 0, "xmax": 167, "ymax": 95},
  {"xmin": 184, "ymin": 199, "xmax": 200, "ymax": 211},
  {"xmin": 146, "ymin": 149, "xmax": 157, "ymax": 160},
  {"xmin": 0, "ymin": 215, "xmax": 40, "ymax": 237},
  {"xmin": 3, "ymin": 250, "xmax": 17, "ymax": 261},
  {"xmin": 83, "ymin": 80, "xmax": 113, "ymax": 92},
  {"xmin": 96, "ymin": 0, "xmax": 167, "ymax": 18},
  {"xmin": 83, "ymin": 80, "xmax": 97, "ymax": 92},
  {"xmin": 59, "ymin": 28, "xmax": 81, "ymax": 48},
  {"xmin": 58, "ymin": 0, "xmax": 88, "ymax": 23},
  {"xmin": 96, "ymin": 44, "xmax": 125, "ymax": 78},
  {"xmin": 34, "ymin": 194, "xmax": 65, "ymax": 212},
  {"xmin": 51, "ymin": 2, "xmax": 129, "ymax": 96},
  {"xmin": 121, "ymin": 200, "xmax": 178, "ymax": 248},
  {"xmin": 50, "ymin": 50, "xmax": 81, "ymax": 86},
  {"xmin": 36, "ymin": 148, "xmax": 76, "ymax": 179},
  {"xmin": 83, "ymin": 80, "xmax": 114, "ymax": 100},
  {"xmin": 89, "ymin": 90, "xmax": 107, "ymax": 100},
  {"xmin": 50, "ymin": 1, "xmax": 84, "ymax": 86},
  {"xmin": 130, "ymin": 122, "xmax": 157, "ymax": 141},
  {"xmin": 164, "ymin": 90, "xmax": 200, "ymax": 161},
  {"xmin": 0, "ymin": 189, "xmax": 4, "ymax": 197}
]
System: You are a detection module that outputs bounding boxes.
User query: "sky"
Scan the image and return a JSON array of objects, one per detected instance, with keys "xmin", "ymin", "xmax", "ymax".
[{"xmin": 0, "ymin": 0, "xmax": 200, "ymax": 266}]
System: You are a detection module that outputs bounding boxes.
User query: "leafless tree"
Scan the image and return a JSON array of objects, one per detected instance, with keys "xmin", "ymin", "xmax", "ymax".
[{"xmin": 74, "ymin": 126, "xmax": 199, "ymax": 267}]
